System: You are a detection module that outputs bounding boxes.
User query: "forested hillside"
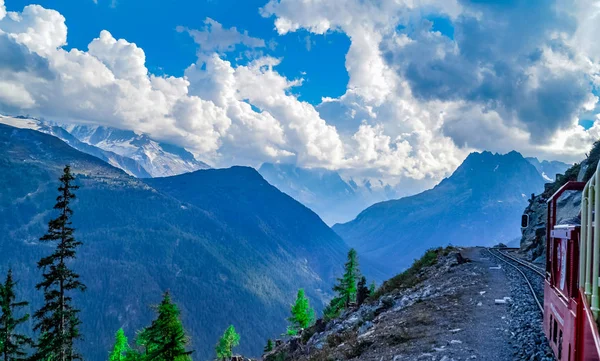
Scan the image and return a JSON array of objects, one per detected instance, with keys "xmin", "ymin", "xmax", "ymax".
[{"xmin": 0, "ymin": 124, "xmax": 379, "ymax": 360}]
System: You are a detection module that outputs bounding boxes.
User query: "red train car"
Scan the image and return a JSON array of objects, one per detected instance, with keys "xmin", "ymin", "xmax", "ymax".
[{"xmin": 544, "ymin": 176, "xmax": 600, "ymax": 361}]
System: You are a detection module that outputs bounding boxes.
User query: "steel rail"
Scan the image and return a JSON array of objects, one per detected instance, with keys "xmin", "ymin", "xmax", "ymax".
[
  {"xmin": 487, "ymin": 248, "xmax": 544, "ymax": 314},
  {"xmin": 497, "ymin": 249, "xmax": 545, "ymax": 277}
]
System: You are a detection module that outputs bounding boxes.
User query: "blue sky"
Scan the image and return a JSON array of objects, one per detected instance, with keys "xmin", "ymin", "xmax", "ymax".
[
  {"xmin": 0, "ymin": 0, "xmax": 599, "ymax": 186},
  {"xmin": 6, "ymin": 0, "xmax": 350, "ymax": 104}
]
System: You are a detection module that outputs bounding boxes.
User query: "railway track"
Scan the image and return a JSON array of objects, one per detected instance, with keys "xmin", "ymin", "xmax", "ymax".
[
  {"xmin": 497, "ymin": 248, "xmax": 545, "ymax": 277},
  {"xmin": 487, "ymin": 247, "xmax": 544, "ymax": 314}
]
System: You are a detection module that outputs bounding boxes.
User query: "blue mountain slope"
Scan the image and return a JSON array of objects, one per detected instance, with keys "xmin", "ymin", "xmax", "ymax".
[
  {"xmin": 258, "ymin": 163, "xmax": 392, "ymax": 225},
  {"xmin": 333, "ymin": 151, "xmax": 546, "ymax": 273}
]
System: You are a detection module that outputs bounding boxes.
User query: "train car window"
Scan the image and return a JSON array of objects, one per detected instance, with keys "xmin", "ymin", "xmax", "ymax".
[
  {"xmin": 553, "ymin": 320, "xmax": 558, "ymax": 344},
  {"xmin": 558, "ymin": 331, "xmax": 563, "ymax": 359},
  {"xmin": 550, "ymin": 315, "xmax": 553, "ymax": 341},
  {"xmin": 568, "ymin": 344, "xmax": 571, "ymax": 361},
  {"xmin": 521, "ymin": 214, "xmax": 529, "ymax": 228}
]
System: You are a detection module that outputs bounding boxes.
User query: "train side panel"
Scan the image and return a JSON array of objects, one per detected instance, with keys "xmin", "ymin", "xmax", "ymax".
[
  {"xmin": 577, "ymin": 290, "xmax": 600, "ymax": 361},
  {"xmin": 545, "ymin": 228, "xmax": 579, "ymax": 361},
  {"xmin": 545, "ymin": 280, "xmax": 577, "ymax": 360}
]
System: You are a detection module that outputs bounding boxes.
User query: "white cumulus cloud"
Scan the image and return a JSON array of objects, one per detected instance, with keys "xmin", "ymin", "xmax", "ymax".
[{"xmin": 0, "ymin": 0, "xmax": 600, "ymax": 190}]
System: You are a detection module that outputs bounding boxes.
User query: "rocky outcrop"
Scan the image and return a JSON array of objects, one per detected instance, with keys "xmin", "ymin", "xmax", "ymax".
[
  {"xmin": 261, "ymin": 249, "xmax": 471, "ymax": 361},
  {"xmin": 520, "ymin": 150, "xmax": 593, "ymax": 261},
  {"xmin": 521, "ymin": 190, "xmax": 582, "ymax": 262},
  {"xmin": 520, "ymin": 194, "xmax": 548, "ymax": 262}
]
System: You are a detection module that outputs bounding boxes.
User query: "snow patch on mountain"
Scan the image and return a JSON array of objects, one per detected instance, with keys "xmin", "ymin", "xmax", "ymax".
[{"xmin": 60, "ymin": 124, "xmax": 211, "ymax": 177}]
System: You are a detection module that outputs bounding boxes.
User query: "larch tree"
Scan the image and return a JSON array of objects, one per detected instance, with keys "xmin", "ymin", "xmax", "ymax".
[
  {"xmin": 369, "ymin": 281, "xmax": 376, "ymax": 296},
  {"xmin": 286, "ymin": 289, "xmax": 314, "ymax": 335},
  {"xmin": 0, "ymin": 269, "xmax": 33, "ymax": 361},
  {"xmin": 324, "ymin": 248, "xmax": 361, "ymax": 320},
  {"xmin": 108, "ymin": 329, "xmax": 129, "ymax": 361},
  {"xmin": 215, "ymin": 325, "xmax": 240, "ymax": 361},
  {"xmin": 33, "ymin": 165, "xmax": 86, "ymax": 361},
  {"xmin": 332, "ymin": 248, "xmax": 360, "ymax": 307},
  {"xmin": 356, "ymin": 276, "xmax": 370, "ymax": 306},
  {"xmin": 263, "ymin": 339, "xmax": 274, "ymax": 353},
  {"xmin": 139, "ymin": 292, "xmax": 193, "ymax": 361}
]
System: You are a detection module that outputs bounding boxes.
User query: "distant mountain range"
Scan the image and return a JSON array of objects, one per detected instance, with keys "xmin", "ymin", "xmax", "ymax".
[
  {"xmin": 64, "ymin": 124, "xmax": 210, "ymax": 177},
  {"xmin": 258, "ymin": 158, "xmax": 566, "ymax": 226},
  {"xmin": 525, "ymin": 157, "xmax": 570, "ymax": 181},
  {"xmin": 0, "ymin": 123, "xmax": 384, "ymax": 361},
  {"xmin": 333, "ymin": 151, "xmax": 547, "ymax": 272},
  {"xmin": 258, "ymin": 163, "xmax": 396, "ymax": 225},
  {"xmin": 0, "ymin": 115, "xmax": 210, "ymax": 177}
]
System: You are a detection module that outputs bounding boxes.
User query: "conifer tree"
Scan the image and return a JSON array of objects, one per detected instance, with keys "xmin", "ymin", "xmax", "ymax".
[
  {"xmin": 324, "ymin": 249, "xmax": 362, "ymax": 320},
  {"xmin": 369, "ymin": 281, "xmax": 376, "ymax": 296},
  {"xmin": 263, "ymin": 339, "xmax": 274, "ymax": 353},
  {"xmin": 33, "ymin": 165, "xmax": 86, "ymax": 361},
  {"xmin": 286, "ymin": 289, "xmax": 314, "ymax": 335},
  {"xmin": 332, "ymin": 248, "xmax": 360, "ymax": 307},
  {"xmin": 140, "ymin": 292, "xmax": 192, "ymax": 361},
  {"xmin": 356, "ymin": 276, "xmax": 370, "ymax": 306},
  {"xmin": 215, "ymin": 325, "xmax": 240, "ymax": 361},
  {"xmin": 108, "ymin": 329, "xmax": 129, "ymax": 361},
  {"xmin": 0, "ymin": 269, "xmax": 33, "ymax": 361}
]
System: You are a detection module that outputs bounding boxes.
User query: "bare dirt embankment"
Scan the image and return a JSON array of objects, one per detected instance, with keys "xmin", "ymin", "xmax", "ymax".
[{"xmin": 263, "ymin": 247, "xmax": 553, "ymax": 361}]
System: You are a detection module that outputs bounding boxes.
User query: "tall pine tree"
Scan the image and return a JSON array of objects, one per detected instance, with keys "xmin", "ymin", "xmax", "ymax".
[
  {"xmin": 33, "ymin": 165, "xmax": 86, "ymax": 361},
  {"xmin": 0, "ymin": 269, "xmax": 33, "ymax": 361},
  {"xmin": 324, "ymin": 248, "xmax": 361, "ymax": 320},
  {"xmin": 263, "ymin": 339, "xmax": 274, "ymax": 354},
  {"xmin": 215, "ymin": 325, "xmax": 240, "ymax": 361},
  {"xmin": 139, "ymin": 292, "xmax": 192, "ymax": 361},
  {"xmin": 286, "ymin": 289, "xmax": 314, "ymax": 335},
  {"xmin": 108, "ymin": 329, "xmax": 129, "ymax": 361},
  {"xmin": 333, "ymin": 248, "xmax": 360, "ymax": 307}
]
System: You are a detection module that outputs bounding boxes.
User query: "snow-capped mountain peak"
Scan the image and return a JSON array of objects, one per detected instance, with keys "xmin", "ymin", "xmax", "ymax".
[
  {"xmin": 62, "ymin": 124, "xmax": 210, "ymax": 177},
  {"xmin": 0, "ymin": 115, "xmax": 210, "ymax": 178}
]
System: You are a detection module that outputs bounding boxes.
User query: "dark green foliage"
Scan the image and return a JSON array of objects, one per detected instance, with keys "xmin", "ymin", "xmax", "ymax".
[
  {"xmin": 323, "ymin": 249, "xmax": 362, "ymax": 321},
  {"xmin": 215, "ymin": 325, "xmax": 240, "ymax": 361},
  {"xmin": 356, "ymin": 277, "xmax": 369, "ymax": 306},
  {"xmin": 138, "ymin": 292, "xmax": 192, "ymax": 361},
  {"xmin": 33, "ymin": 165, "xmax": 86, "ymax": 361},
  {"xmin": 369, "ymin": 282, "xmax": 376, "ymax": 296},
  {"xmin": 332, "ymin": 249, "xmax": 359, "ymax": 308},
  {"xmin": 263, "ymin": 339, "xmax": 274, "ymax": 353},
  {"xmin": 286, "ymin": 289, "xmax": 315, "ymax": 336},
  {"xmin": 372, "ymin": 247, "xmax": 451, "ymax": 299},
  {"xmin": 108, "ymin": 329, "xmax": 129, "ymax": 361},
  {"xmin": 0, "ymin": 269, "xmax": 33, "ymax": 361},
  {"xmin": 584, "ymin": 140, "xmax": 600, "ymax": 182}
]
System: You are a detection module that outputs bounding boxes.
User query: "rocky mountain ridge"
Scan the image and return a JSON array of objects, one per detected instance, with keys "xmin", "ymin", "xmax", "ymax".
[
  {"xmin": 334, "ymin": 151, "xmax": 546, "ymax": 274},
  {"xmin": 0, "ymin": 115, "xmax": 210, "ymax": 177}
]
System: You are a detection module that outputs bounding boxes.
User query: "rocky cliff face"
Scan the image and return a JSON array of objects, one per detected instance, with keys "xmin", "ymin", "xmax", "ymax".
[
  {"xmin": 520, "ymin": 191, "xmax": 582, "ymax": 261},
  {"xmin": 520, "ymin": 144, "xmax": 599, "ymax": 261}
]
